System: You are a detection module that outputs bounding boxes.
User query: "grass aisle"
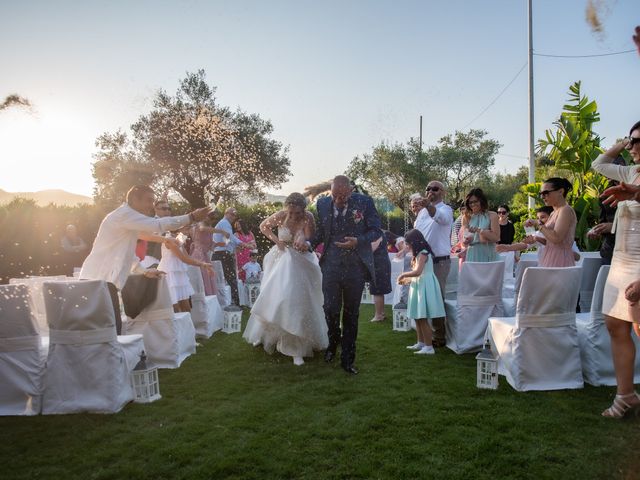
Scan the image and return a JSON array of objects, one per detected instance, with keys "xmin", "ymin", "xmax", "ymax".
[{"xmin": 1, "ymin": 304, "xmax": 638, "ymax": 479}]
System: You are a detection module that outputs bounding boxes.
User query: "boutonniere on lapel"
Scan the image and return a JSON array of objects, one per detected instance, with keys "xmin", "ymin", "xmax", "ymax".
[{"xmin": 352, "ymin": 209, "xmax": 364, "ymax": 224}]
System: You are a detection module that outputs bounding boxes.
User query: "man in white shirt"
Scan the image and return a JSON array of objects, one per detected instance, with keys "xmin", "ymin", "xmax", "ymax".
[
  {"xmin": 80, "ymin": 185, "xmax": 210, "ymax": 332},
  {"xmin": 212, "ymin": 207, "xmax": 250, "ymax": 305},
  {"xmin": 411, "ymin": 193, "xmax": 429, "ymax": 234},
  {"xmin": 415, "ymin": 180, "xmax": 454, "ymax": 347}
]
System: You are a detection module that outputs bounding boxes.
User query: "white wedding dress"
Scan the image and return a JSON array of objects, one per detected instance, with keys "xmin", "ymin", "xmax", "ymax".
[{"xmin": 243, "ymin": 227, "xmax": 328, "ymax": 358}]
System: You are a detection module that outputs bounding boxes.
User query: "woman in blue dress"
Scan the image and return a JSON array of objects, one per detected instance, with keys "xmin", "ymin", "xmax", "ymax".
[
  {"xmin": 461, "ymin": 188, "xmax": 500, "ymax": 262},
  {"xmin": 397, "ymin": 229, "xmax": 446, "ymax": 355}
]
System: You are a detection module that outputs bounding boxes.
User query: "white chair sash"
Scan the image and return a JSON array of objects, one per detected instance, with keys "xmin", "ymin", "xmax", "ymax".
[
  {"xmin": 136, "ymin": 308, "xmax": 175, "ymax": 323},
  {"xmin": 517, "ymin": 312, "xmax": 576, "ymax": 328},
  {"xmin": 0, "ymin": 335, "xmax": 40, "ymax": 352},
  {"xmin": 191, "ymin": 293, "xmax": 206, "ymax": 302},
  {"xmin": 457, "ymin": 294, "xmax": 502, "ymax": 306},
  {"xmin": 49, "ymin": 327, "xmax": 117, "ymax": 345}
]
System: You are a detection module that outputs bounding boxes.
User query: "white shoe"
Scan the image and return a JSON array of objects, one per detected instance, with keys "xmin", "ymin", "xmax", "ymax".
[
  {"xmin": 414, "ymin": 346, "xmax": 435, "ymax": 355},
  {"xmin": 406, "ymin": 343, "xmax": 424, "ymax": 350},
  {"xmin": 293, "ymin": 356, "xmax": 305, "ymax": 366}
]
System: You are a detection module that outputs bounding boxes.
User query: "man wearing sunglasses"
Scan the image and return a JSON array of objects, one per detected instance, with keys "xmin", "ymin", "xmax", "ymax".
[{"xmin": 414, "ymin": 180, "xmax": 454, "ymax": 348}]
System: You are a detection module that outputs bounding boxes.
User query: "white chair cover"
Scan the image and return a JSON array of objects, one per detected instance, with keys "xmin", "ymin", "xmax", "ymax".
[
  {"xmin": 212, "ymin": 260, "xmax": 226, "ymax": 290},
  {"xmin": 9, "ymin": 276, "xmax": 71, "ymax": 335},
  {"xmin": 445, "ymin": 261, "xmax": 505, "ymax": 354},
  {"xmin": 503, "ymin": 259, "xmax": 537, "ymax": 317},
  {"xmin": 444, "ymin": 256, "xmax": 460, "ymax": 300},
  {"xmin": 519, "ymin": 252, "xmax": 538, "ymax": 262},
  {"xmin": 576, "ymin": 265, "xmax": 640, "ymax": 386},
  {"xmin": 41, "ymin": 280, "xmax": 133, "ymax": 414},
  {"xmin": 578, "ymin": 256, "xmax": 602, "ymax": 312},
  {"xmin": 238, "ymin": 279, "xmax": 248, "ymax": 306},
  {"xmin": 499, "ymin": 251, "xmax": 516, "ymax": 299},
  {"xmin": 488, "ymin": 266, "xmax": 583, "ymax": 391},
  {"xmin": 0, "ymin": 284, "xmax": 44, "ymax": 416},
  {"xmin": 122, "ymin": 276, "xmax": 196, "ymax": 369},
  {"xmin": 187, "ymin": 266, "xmax": 223, "ymax": 338},
  {"xmin": 385, "ymin": 253, "xmax": 404, "ymax": 305},
  {"xmin": 11, "ymin": 276, "xmax": 143, "ymax": 375},
  {"xmin": 216, "ymin": 285, "xmax": 232, "ymax": 308}
]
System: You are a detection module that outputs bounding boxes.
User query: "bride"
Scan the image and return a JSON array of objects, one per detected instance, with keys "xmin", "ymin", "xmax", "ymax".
[{"xmin": 243, "ymin": 192, "xmax": 328, "ymax": 365}]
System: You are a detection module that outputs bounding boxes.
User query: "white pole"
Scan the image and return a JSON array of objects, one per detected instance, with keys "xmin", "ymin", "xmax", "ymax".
[{"xmin": 528, "ymin": 0, "xmax": 535, "ymax": 209}]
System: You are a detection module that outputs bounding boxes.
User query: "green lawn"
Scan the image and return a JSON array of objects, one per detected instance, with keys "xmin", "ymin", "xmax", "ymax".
[{"xmin": 1, "ymin": 304, "xmax": 638, "ymax": 480}]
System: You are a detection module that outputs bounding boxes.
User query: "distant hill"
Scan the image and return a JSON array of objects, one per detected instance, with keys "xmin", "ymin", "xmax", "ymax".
[
  {"xmin": 241, "ymin": 193, "xmax": 287, "ymax": 205},
  {"xmin": 0, "ymin": 189, "xmax": 93, "ymax": 207}
]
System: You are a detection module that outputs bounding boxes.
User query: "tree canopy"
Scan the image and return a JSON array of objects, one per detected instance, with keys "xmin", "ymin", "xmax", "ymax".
[
  {"xmin": 346, "ymin": 130, "xmax": 501, "ymax": 209},
  {"xmin": 92, "ymin": 70, "xmax": 291, "ymax": 207}
]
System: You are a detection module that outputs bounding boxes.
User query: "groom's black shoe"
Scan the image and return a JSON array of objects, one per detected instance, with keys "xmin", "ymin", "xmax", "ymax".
[
  {"xmin": 324, "ymin": 349, "xmax": 336, "ymax": 363},
  {"xmin": 342, "ymin": 364, "xmax": 359, "ymax": 375}
]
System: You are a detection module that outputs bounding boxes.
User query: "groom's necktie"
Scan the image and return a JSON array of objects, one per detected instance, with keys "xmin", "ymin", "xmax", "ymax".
[{"xmin": 336, "ymin": 206, "xmax": 346, "ymax": 229}]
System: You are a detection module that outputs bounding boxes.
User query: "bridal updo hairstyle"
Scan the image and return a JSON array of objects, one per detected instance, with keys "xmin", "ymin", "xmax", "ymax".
[
  {"xmin": 284, "ymin": 192, "xmax": 307, "ymax": 210},
  {"xmin": 283, "ymin": 192, "xmax": 308, "ymax": 224},
  {"xmin": 543, "ymin": 177, "xmax": 572, "ymax": 198}
]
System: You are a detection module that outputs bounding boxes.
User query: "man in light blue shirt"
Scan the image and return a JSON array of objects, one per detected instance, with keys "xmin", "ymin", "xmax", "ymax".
[{"xmin": 212, "ymin": 207, "xmax": 246, "ymax": 305}]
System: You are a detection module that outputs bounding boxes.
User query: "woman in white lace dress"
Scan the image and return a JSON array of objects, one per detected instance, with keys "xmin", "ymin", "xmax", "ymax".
[{"xmin": 243, "ymin": 193, "xmax": 328, "ymax": 365}]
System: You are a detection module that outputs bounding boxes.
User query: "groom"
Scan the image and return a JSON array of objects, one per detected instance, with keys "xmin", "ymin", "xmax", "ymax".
[{"xmin": 307, "ymin": 175, "xmax": 383, "ymax": 374}]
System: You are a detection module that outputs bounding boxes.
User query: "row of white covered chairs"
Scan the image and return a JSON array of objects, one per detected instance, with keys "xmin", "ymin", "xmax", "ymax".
[
  {"xmin": 0, "ymin": 280, "xmax": 144, "ymax": 415},
  {"xmin": 442, "ymin": 252, "xmax": 604, "ymax": 350},
  {"xmin": 122, "ymin": 266, "xmax": 230, "ymax": 368},
  {"xmin": 486, "ymin": 264, "xmax": 640, "ymax": 391},
  {"xmin": 2, "ymin": 268, "xmax": 228, "ymax": 415}
]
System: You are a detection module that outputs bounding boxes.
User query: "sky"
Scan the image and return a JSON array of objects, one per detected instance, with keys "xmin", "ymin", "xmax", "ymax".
[{"xmin": 0, "ymin": 0, "xmax": 639, "ymax": 198}]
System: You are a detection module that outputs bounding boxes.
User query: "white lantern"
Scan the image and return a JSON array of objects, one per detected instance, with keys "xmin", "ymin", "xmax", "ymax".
[
  {"xmin": 245, "ymin": 282, "xmax": 261, "ymax": 308},
  {"xmin": 392, "ymin": 305, "xmax": 411, "ymax": 332},
  {"xmin": 130, "ymin": 351, "xmax": 161, "ymax": 403},
  {"xmin": 476, "ymin": 341, "xmax": 498, "ymax": 390},
  {"xmin": 223, "ymin": 305, "xmax": 243, "ymax": 333},
  {"xmin": 361, "ymin": 282, "xmax": 373, "ymax": 304}
]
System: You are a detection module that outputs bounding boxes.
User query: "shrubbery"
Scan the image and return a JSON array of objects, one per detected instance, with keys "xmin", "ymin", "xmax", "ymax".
[{"xmin": 1, "ymin": 198, "xmax": 412, "ymax": 283}]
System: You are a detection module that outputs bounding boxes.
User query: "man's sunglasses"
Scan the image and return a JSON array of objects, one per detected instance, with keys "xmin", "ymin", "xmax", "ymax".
[{"xmin": 425, "ymin": 186, "xmax": 440, "ymax": 192}]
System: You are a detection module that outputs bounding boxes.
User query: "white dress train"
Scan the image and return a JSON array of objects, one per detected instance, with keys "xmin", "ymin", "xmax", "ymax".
[{"xmin": 243, "ymin": 227, "xmax": 328, "ymax": 358}]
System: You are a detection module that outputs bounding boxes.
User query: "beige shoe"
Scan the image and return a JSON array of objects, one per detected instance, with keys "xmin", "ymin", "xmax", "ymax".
[
  {"xmin": 370, "ymin": 315, "xmax": 386, "ymax": 322},
  {"xmin": 602, "ymin": 392, "xmax": 640, "ymax": 418}
]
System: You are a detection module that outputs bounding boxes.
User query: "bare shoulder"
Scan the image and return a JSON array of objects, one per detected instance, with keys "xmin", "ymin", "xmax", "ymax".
[
  {"xmin": 261, "ymin": 210, "xmax": 286, "ymax": 228},
  {"xmin": 558, "ymin": 204, "xmax": 577, "ymax": 220}
]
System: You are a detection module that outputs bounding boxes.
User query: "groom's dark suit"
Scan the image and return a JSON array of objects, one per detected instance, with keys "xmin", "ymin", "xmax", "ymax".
[{"xmin": 312, "ymin": 193, "xmax": 383, "ymax": 369}]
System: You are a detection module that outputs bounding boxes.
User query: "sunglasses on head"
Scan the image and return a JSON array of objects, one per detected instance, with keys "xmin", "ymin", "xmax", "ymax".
[{"xmin": 426, "ymin": 186, "xmax": 440, "ymax": 192}]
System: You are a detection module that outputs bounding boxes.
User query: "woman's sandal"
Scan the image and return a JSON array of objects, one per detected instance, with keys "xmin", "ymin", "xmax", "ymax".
[{"xmin": 602, "ymin": 392, "xmax": 640, "ymax": 419}]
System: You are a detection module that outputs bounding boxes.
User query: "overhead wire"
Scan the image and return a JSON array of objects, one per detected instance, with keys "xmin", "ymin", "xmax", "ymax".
[
  {"xmin": 533, "ymin": 49, "xmax": 635, "ymax": 58},
  {"xmin": 457, "ymin": 47, "xmax": 634, "ymax": 160},
  {"xmin": 460, "ymin": 62, "xmax": 527, "ymax": 130}
]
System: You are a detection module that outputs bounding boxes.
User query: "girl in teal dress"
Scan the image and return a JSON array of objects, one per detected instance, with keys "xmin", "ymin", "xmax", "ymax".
[
  {"xmin": 397, "ymin": 229, "xmax": 446, "ymax": 355},
  {"xmin": 461, "ymin": 188, "xmax": 500, "ymax": 262}
]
